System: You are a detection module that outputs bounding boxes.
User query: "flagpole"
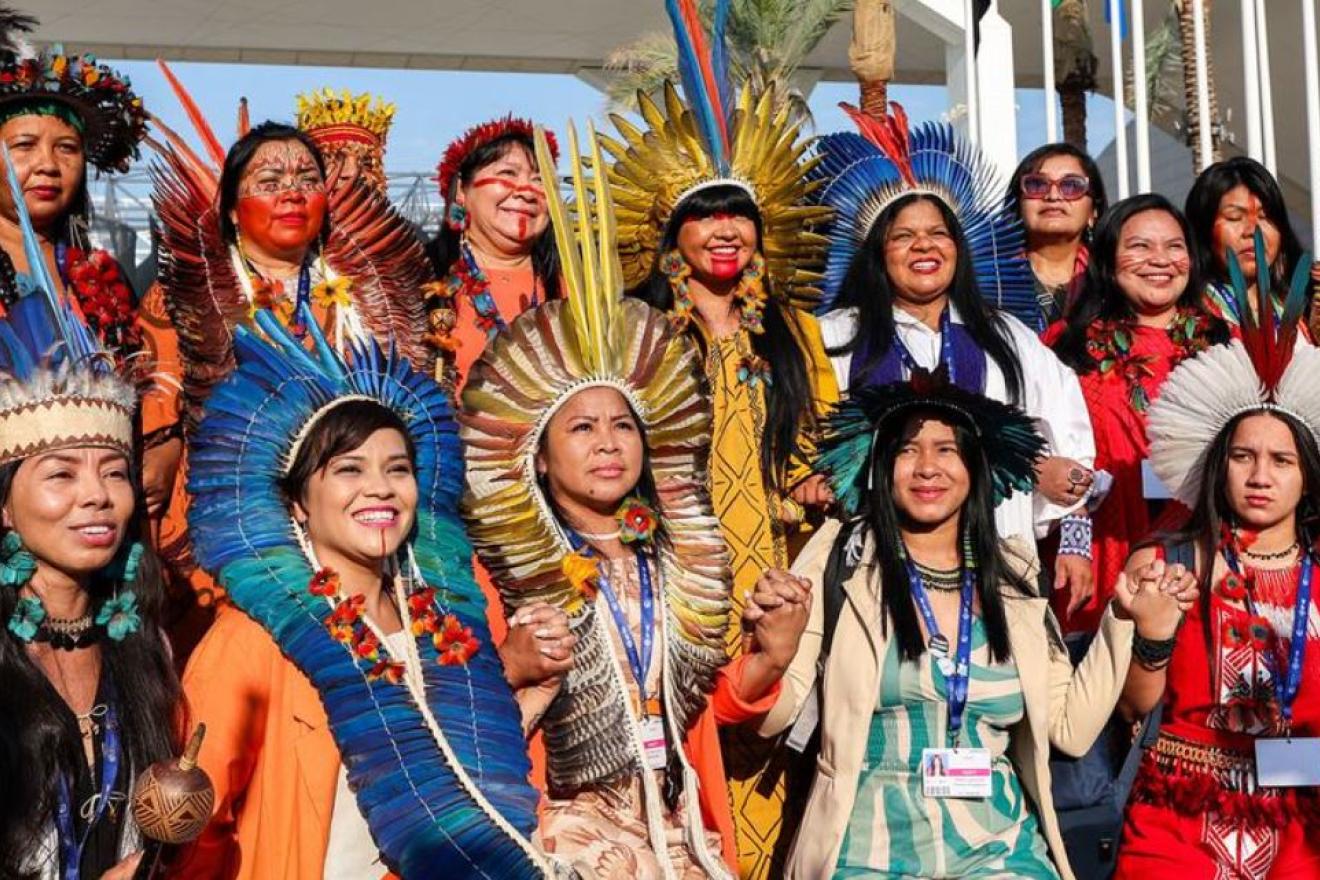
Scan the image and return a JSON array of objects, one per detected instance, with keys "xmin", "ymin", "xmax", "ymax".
[
  {"xmin": 1132, "ymin": 0, "xmax": 1151, "ymax": 192},
  {"xmin": 963, "ymin": 0, "xmax": 981, "ymax": 144},
  {"xmin": 1109, "ymin": 0, "xmax": 1129, "ymax": 198},
  {"xmin": 1190, "ymin": 0, "xmax": 1213, "ymax": 171},
  {"xmin": 1042, "ymin": 0, "xmax": 1058, "ymax": 143}
]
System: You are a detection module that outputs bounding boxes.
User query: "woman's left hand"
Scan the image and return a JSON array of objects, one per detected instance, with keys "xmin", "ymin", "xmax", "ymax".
[
  {"xmin": 789, "ymin": 474, "xmax": 835, "ymax": 511},
  {"xmin": 1112, "ymin": 559, "xmax": 1192, "ymax": 640},
  {"xmin": 1036, "ymin": 457, "xmax": 1093, "ymax": 506}
]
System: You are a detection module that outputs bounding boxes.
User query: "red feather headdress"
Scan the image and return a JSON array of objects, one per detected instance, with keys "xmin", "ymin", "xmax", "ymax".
[{"xmin": 435, "ymin": 116, "xmax": 559, "ymax": 203}]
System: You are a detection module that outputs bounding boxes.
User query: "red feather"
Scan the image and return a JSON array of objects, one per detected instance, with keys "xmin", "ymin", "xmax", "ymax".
[
  {"xmin": 676, "ymin": 0, "xmax": 729, "ymax": 150},
  {"xmin": 435, "ymin": 117, "xmax": 559, "ymax": 202},
  {"xmin": 155, "ymin": 59, "xmax": 227, "ymax": 170},
  {"xmin": 841, "ymin": 101, "xmax": 917, "ymax": 188}
]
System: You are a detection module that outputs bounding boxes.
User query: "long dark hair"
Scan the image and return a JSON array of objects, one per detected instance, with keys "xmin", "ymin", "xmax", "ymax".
[
  {"xmin": 218, "ymin": 121, "xmax": 330, "ymax": 249},
  {"xmin": 627, "ymin": 184, "xmax": 814, "ymax": 490},
  {"xmin": 1184, "ymin": 156, "xmax": 1305, "ymax": 290},
  {"xmin": 1161, "ymin": 409, "xmax": 1320, "ymax": 651},
  {"xmin": 1051, "ymin": 194, "xmax": 1227, "ymax": 372},
  {"xmin": 865, "ymin": 409, "xmax": 1027, "ymax": 663},
  {"xmin": 0, "ymin": 459, "xmax": 182, "ymax": 873},
  {"xmin": 425, "ymin": 134, "xmax": 560, "ymax": 300},
  {"xmin": 831, "ymin": 192, "xmax": 1025, "ymax": 403},
  {"xmin": 1006, "ymin": 142, "xmax": 1109, "ymax": 244}
]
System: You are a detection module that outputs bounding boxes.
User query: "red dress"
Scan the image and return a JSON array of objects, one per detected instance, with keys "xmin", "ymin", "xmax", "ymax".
[
  {"xmin": 1116, "ymin": 558, "xmax": 1320, "ymax": 879},
  {"xmin": 1042, "ymin": 322, "xmax": 1190, "ymax": 633}
]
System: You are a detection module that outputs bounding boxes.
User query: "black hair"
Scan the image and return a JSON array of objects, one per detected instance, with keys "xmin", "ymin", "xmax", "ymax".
[
  {"xmin": 627, "ymin": 184, "xmax": 815, "ymax": 491},
  {"xmin": 1161, "ymin": 408, "xmax": 1320, "ymax": 657},
  {"xmin": 1051, "ymin": 193, "xmax": 1228, "ymax": 372},
  {"xmin": 1184, "ymin": 156, "xmax": 1305, "ymax": 291},
  {"xmin": 0, "ymin": 457, "xmax": 182, "ymax": 872},
  {"xmin": 1006, "ymin": 142, "xmax": 1109, "ymax": 244},
  {"xmin": 865, "ymin": 408, "xmax": 1026, "ymax": 664},
  {"xmin": 218, "ymin": 121, "xmax": 330, "ymax": 249},
  {"xmin": 279, "ymin": 399, "xmax": 416, "ymax": 507},
  {"xmin": 830, "ymin": 192, "xmax": 1025, "ymax": 403},
  {"xmin": 425, "ymin": 133, "xmax": 561, "ymax": 301}
]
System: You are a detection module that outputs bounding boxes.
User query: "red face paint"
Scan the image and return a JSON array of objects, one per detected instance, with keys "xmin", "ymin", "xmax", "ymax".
[{"xmin": 236, "ymin": 190, "xmax": 328, "ymax": 258}]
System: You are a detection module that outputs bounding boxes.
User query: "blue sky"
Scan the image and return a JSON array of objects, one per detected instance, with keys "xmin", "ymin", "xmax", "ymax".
[{"xmin": 113, "ymin": 60, "xmax": 1123, "ymax": 179}]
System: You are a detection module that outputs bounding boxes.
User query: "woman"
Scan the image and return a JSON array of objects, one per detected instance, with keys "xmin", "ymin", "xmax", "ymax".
[
  {"xmin": 765, "ymin": 371, "xmax": 1189, "ymax": 879},
  {"xmin": 462, "ymin": 126, "xmax": 807, "ymax": 878},
  {"xmin": 426, "ymin": 116, "xmax": 560, "ymax": 393},
  {"xmin": 1006, "ymin": 142, "xmax": 1108, "ymax": 329},
  {"xmin": 175, "ymin": 310, "xmax": 548, "ymax": 878},
  {"xmin": 0, "ymin": 165, "xmax": 181, "ymax": 878},
  {"xmin": 1116, "ymin": 262, "xmax": 1320, "ymax": 877},
  {"xmin": 810, "ymin": 107, "xmax": 1097, "ymax": 614},
  {"xmin": 1047, "ymin": 194, "xmax": 1229, "ymax": 632},
  {"xmin": 1184, "ymin": 156, "xmax": 1310, "ymax": 332},
  {"xmin": 146, "ymin": 115, "xmax": 431, "ymax": 645},
  {"xmin": 600, "ymin": 11, "xmax": 836, "ymax": 869}
]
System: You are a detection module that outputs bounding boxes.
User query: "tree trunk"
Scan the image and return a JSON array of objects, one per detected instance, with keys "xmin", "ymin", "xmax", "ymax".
[
  {"xmin": 1054, "ymin": 0, "xmax": 1098, "ymax": 149},
  {"xmin": 859, "ymin": 78, "xmax": 888, "ymax": 120},
  {"xmin": 1059, "ymin": 86, "xmax": 1088, "ymax": 149},
  {"xmin": 1178, "ymin": 0, "xmax": 1222, "ymax": 170},
  {"xmin": 850, "ymin": 0, "xmax": 895, "ymax": 120}
]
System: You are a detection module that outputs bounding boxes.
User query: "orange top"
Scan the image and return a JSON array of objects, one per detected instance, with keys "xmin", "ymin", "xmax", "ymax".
[{"xmin": 443, "ymin": 265, "xmax": 545, "ymax": 392}]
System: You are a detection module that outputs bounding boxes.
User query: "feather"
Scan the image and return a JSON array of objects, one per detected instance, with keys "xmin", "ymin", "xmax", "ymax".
[
  {"xmin": 665, "ymin": 0, "xmax": 729, "ymax": 171},
  {"xmin": 155, "ymin": 59, "xmax": 227, "ymax": 169},
  {"xmin": 237, "ymin": 96, "xmax": 251, "ymax": 139}
]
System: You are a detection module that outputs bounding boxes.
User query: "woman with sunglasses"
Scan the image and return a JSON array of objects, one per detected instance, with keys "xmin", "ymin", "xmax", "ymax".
[
  {"xmin": 1007, "ymin": 143, "xmax": 1109, "ymax": 331},
  {"xmin": 1046, "ymin": 195, "xmax": 1229, "ymax": 633}
]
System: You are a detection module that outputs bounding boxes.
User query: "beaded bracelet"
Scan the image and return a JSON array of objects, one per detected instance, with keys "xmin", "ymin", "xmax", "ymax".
[
  {"xmin": 1133, "ymin": 632, "xmax": 1177, "ymax": 669},
  {"xmin": 1058, "ymin": 513, "xmax": 1093, "ymax": 560}
]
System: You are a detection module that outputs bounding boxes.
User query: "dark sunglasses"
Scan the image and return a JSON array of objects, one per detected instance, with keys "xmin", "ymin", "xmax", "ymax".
[{"xmin": 1020, "ymin": 173, "xmax": 1091, "ymax": 201}]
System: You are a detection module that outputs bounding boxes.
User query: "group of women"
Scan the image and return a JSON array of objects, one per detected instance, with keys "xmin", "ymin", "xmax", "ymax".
[{"xmin": 1, "ymin": 2, "xmax": 1319, "ymax": 879}]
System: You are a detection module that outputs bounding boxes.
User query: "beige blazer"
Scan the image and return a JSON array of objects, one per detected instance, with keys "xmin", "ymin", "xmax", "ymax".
[{"xmin": 764, "ymin": 520, "xmax": 1134, "ymax": 880}]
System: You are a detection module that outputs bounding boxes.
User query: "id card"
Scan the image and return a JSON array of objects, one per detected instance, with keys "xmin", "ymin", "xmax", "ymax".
[
  {"xmin": 1141, "ymin": 460, "xmax": 1173, "ymax": 501},
  {"xmin": 640, "ymin": 715, "xmax": 668, "ymax": 770},
  {"xmin": 1256, "ymin": 737, "xmax": 1320, "ymax": 787},
  {"xmin": 921, "ymin": 747, "xmax": 992, "ymax": 799}
]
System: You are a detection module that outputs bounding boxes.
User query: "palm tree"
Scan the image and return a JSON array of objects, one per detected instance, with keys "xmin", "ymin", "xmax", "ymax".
[
  {"xmin": 1176, "ymin": 0, "xmax": 1222, "ymax": 168},
  {"xmin": 604, "ymin": 0, "xmax": 854, "ymax": 129},
  {"xmin": 1054, "ymin": 0, "xmax": 1098, "ymax": 149}
]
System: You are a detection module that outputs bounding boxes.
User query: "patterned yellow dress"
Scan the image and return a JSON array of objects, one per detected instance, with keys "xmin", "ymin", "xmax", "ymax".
[{"xmin": 701, "ymin": 311, "xmax": 838, "ymax": 879}]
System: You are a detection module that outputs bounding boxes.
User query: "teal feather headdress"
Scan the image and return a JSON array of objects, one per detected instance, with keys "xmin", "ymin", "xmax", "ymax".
[
  {"xmin": 820, "ymin": 367, "xmax": 1046, "ymax": 517},
  {"xmin": 187, "ymin": 307, "xmax": 551, "ymax": 878}
]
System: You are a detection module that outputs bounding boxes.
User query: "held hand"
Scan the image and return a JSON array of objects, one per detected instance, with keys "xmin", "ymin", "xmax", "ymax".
[
  {"xmin": 1112, "ymin": 561, "xmax": 1187, "ymax": 641},
  {"xmin": 499, "ymin": 603, "xmax": 576, "ymax": 690},
  {"xmin": 1036, "ymin": 457, "xmax": 1093, "ymax": 506},
  {"xmin": 790, "ymin": 474, "xmax": 836, "ymax": 511},
  {"xmin": 99, "ymin": 852, "xmax": 143, "ymax": 880},
  {"xmin": 1055, "ymin": 554, "xmax": 1095, "ymax": 617},
  {"xmin": 745, "ymin": 569, "xmax": 812, "ymax": 670}
]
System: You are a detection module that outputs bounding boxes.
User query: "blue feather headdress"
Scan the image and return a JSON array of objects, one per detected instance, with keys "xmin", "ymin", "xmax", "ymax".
[
  {"xmin": 808, "ymin": 103, "xmax": 1035, "ymax": 325},
  {"xmin": 0, "ymin": 148, "xmax": 134, "ymax": 465},
  {"xmin": 187, "ymin": 308, "xmax": 551, "ymax": 878},
  {"xmin": 819, "ymin": 366, "xmax": 1046, "ymax": 517}
]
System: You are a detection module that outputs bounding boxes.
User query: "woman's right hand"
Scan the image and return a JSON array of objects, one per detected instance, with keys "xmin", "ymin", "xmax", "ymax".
[
  {"xmin": 499, "ymin": 603, "xmax": 576, "ymax": 690},
  {"xmin": 744, "ymin": 568, "xmax": 812, "ymax": 671},
  {"xmin": 99, "ymin": 852, "xmax": 143, "ymax": 880},
  {"xmin": 1113, "ymin": 559, "xmax": 1192, "ymax": 641}
]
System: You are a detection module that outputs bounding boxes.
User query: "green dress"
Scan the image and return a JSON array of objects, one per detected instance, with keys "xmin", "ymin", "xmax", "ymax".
[{"xmin": 833, "ymin": 618, "xmax": 1060, "ymax": 879}]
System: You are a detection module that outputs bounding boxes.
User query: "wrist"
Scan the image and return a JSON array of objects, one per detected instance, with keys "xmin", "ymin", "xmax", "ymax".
[{"xmin": 1058, "ymin": 514, "xmax": 1093, "ymax": 560}]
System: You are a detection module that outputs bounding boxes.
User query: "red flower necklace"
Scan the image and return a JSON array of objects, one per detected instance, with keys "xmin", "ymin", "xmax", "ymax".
[
  {"xmin": 1085, "ymin": 308, "xmax": 1211, "ymax": 412},
  {"xmin": 1215, "ymin": 527, "xmax": 1283, "ymax": 655},
  {"xmin": 309, "ymin": 567, "xmax": 480, "ymax": 683},
  {"xmin": 60, "ymin": 246, "xmax": 141, "ymax": 355}
]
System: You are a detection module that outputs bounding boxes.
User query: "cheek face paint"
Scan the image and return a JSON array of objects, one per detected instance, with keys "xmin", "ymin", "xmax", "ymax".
[{"xmin": 237, "ymin": 192, "xmax": 327, "ymax": 255}]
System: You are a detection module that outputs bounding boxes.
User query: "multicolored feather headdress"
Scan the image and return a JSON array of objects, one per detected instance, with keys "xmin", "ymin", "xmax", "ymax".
[
  {"xmin": 435, "ymin": 115, "xmax": 559, "ymax": 203},
  {"xmin": 0, "ymin": 45, "xmax": 148, "ymax": 173},
  {"xmin": 599, "ymin": 0, "xmax": 830, "ymax": 307},
  {"xmin": 819, "ymin": 366, "xmax": 1046, "ymax": 517},
  {"xmin": 296, "ymin": 87, "xmax": 395, "ymax": 189},
  {"xmin": 808, "ymin": 103, "xmax": 1035, "ymax": 324},
  {"xmin": 1148, "ymin": 232, "xmax": 1319, "ymax": 505},
  {"xmin": 0, "ymin": 149, "xmax": 134, "ymax": 465},
  {"xmin": 459, "ymin": 123, "xmax": 730, "ymax": 800},
  {"xmin": 186, "ymin": 309, "xmax": 551, "ymax": 878}
]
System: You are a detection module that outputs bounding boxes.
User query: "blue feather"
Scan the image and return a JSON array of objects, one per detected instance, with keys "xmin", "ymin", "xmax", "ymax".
[
  {"xmin": 665, "ymin": 0, "xmax": 729, "ymax": 171},
  {"xmin": 710, "ymin": 0, "xmax": 734, "ymax": 130}
]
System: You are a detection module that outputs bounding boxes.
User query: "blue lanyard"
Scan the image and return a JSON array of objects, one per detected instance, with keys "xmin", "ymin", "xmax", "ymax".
[
  {"xmin": 294, "ymin": 262, "xmax": 312, "ymax": 313},
  {"xmin": 1224, "ymin": 547, "xmax": 1314, "ymax": 725},
  {"xmin": 893, "ymin": 307, "xmax": 956, "ymax": 385},
  {"xmin": 596, "ymin": 550, "xmax": 656, "ymax": 707},
  {"xmin": 54, "ymin": 693, "xmax": 120, "ymax": 880},
  {"xmin": 906, "ymin": 556, "xmax": 975, "ymax": 738}
]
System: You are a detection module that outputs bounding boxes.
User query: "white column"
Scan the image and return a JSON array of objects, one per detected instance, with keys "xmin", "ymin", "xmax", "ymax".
[
  {"xmin": 1109, "ymin": 0, "xmax": 1129, "ymax": 198},
  {"xmin": 977, "ymin": 4, "xmax": 1018, "ymax": 171},
  {"xmin": 1190, "ymin": 0, "xmax": 1213, "ymax": 171},
  {"xmin": 1131, "ymin": 0, "xmax": 1151, "ymax": 192},
  {"xmin": 963, "ymin": 0, "xmax": 980, "ymax": 144},
  {"xmin": 1256, "ymin": 0, "xmax": 1277, "ymax": 174},
  {"xmin": 1302, "ymin": 0, "xmax": 1320, "ymax": 245},
  {"xmin": 1042, "ymin": 0, "xmax": 1058, "ymax": 143},
  {"xmin": 1240, "ymin": 0, "xmax": 1263, "ymax": 161}
]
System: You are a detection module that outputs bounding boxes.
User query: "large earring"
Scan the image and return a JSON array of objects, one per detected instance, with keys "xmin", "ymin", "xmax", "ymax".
[
  {"xmin": 735, "ymin": 253, "xmax": 767, "ymax": 334},
  {"xmin": 616, "ymin": 496, "xmax": 659, "ymax": 545},
  {"xmin": 0, "ymin": 531, "xmax": 36, "ymax": 588},
  {"xmin": 659, "ymin": 249, "xmax": 694, "ymax": 330},
  {"xmin": 445, "ymin": 201, "xmax": 468, "ymax": 232}
]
